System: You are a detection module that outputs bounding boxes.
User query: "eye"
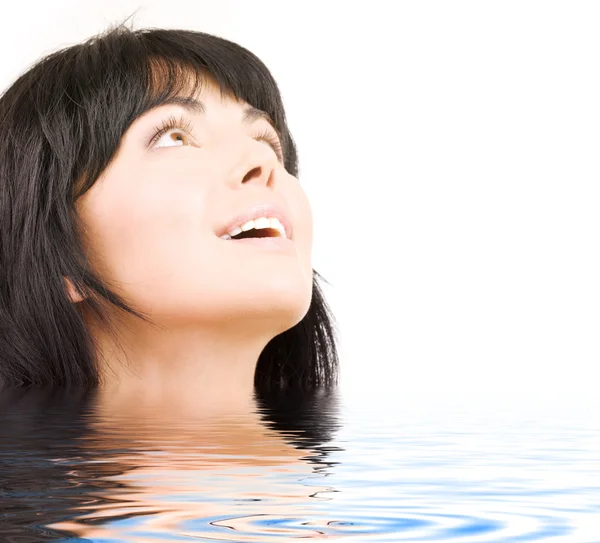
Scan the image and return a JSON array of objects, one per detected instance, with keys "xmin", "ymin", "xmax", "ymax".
[
  {"xmin": 254, "ymin": 127, "xmax": 284, "ymax": 163},
  {"xmin": 148, "ymin": 115, "xmax": 195, "ymax": 149},
  {"xmin": 154, "ymin": 129, "xmax": 191, "ymax": 149}
]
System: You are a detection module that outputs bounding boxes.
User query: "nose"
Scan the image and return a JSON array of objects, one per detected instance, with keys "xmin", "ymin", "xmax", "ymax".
[
  {"xmin": 230, "ymin": 138, "xmax": 279, "ymax": 189},
  {"xmin": 241, "ymin": 164, "xmax": 272, "ymax": 186}
]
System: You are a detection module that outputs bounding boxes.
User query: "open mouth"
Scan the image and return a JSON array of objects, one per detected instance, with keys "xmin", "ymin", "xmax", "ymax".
[
  {"xmin": 220, "ymin": 217, "xmax": 288, "ymax": 241},
  {"xmin": 230, "ymin": 227, "xmax": 282, "ymax": 240}
]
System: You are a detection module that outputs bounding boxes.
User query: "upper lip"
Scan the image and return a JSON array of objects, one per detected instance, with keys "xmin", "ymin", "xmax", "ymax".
[{"xmin": 216, "ymin": 203, "xmax": 293, "ymax": 240}]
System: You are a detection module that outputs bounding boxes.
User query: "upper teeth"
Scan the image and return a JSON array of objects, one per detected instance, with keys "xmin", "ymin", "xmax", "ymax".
[{"xmin": 220, "ymin": 216, "xmax": 287, "ymax": 240}]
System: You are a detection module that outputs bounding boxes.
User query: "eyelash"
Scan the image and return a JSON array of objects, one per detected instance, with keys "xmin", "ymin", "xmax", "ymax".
[
  {"xmin": 253, "ymin": 127, "xmax": 285, "ymax": 163},
  {"xmin": 148, "ymin": 114, "xmax": 194, "ymax": 148},
  {"xmin": 148, "ymin": 114, "xmax": 285, "ymax": 162}
]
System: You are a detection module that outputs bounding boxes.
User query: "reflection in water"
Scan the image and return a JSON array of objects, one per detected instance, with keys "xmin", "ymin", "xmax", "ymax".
[
  {"xmin": 2, "ymin": 388, "xmax": 600, "ymax": 541},
  {"xmin": 0, "ymin": 386, "xmax": 343, "ymax": 541}
]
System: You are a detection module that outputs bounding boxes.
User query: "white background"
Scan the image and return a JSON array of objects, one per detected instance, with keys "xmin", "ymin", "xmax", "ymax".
[{"xmin": 2, "ymin": 1, "xmax": 599, "ymax": 418}]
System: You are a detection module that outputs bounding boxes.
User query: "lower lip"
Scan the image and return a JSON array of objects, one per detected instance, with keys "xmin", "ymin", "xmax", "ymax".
[{"xmin": 225, "ymin": 237, "xmax": 295, "ymax": 251}]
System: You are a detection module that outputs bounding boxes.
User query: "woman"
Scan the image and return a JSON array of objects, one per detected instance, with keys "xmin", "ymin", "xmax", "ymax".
[{"xmin": 0, "ymin": 22, "xmax": 339, "ymax": 401}]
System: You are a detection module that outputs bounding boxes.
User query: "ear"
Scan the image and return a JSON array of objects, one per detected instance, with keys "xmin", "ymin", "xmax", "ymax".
[{"xmin": 64, "ymin": 277, "xmax": 86, "ymax": 304}]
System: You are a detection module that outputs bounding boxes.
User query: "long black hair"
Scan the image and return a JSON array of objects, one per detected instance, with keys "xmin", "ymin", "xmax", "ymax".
[{"xmin": 0, "ymin": 20, "xmax": 339, "ymax": 391}]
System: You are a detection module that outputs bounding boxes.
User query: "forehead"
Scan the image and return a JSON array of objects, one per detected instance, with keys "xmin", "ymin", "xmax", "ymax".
[
  {"xmin": 141, "ymin": 62, "xmax": 280, "ymax": 130},
  {"xmin": 149, "ymin": 63, "xmax": 236, "ymax": 105},
  {"xmin": 176, "ymin": 81, "xmax": 248, "ymax": 118},
  {"xmin": 131, "ymin": 77, "xmax": 280, "ymax": 141}
]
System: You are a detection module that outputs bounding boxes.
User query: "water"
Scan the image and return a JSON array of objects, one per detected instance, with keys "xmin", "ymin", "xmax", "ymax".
[{"xmin": 1, "ymin": 386, "xmax": 600, "ymax": 542}]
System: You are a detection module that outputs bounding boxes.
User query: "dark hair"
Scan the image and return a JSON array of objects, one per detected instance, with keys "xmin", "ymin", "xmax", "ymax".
[{"xmin": 0, "ymin": 20, "xmax": 339, "ymax": 390}]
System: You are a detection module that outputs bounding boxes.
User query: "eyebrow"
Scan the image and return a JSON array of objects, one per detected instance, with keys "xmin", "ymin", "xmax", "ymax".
[{"xmin": 148, "ymin": 95, "xmax": 283, "ymax": 143}]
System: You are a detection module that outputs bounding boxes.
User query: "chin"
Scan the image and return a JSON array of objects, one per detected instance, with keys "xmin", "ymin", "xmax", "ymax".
[
  {"xmin": 276, "ymin": 291, "xmax": 313, "ymax": 333},
  {"xmin": 151, "ymin": 271, "xmax": 313, "ymax": 328},
  {"xmin": 262, "ymin": 283, "xmax": 312, "ymax": 323},
  {"xmin": 242, "ymin": 273, "xmax": 313, "ymax": 333}
]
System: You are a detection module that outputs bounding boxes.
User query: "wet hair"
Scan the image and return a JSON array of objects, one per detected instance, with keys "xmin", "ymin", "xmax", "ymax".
[{"xmin": 0, "ymin": 20, "xmax": 339, "ymax": 391}]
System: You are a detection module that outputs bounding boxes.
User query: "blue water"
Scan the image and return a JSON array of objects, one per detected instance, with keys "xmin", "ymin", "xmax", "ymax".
[{"xmin": 1, "ymin": 386, "xmax": 599, "ymax": 541}]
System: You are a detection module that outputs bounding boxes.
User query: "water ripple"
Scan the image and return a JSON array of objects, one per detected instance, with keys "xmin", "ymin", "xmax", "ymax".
[{"xmin": 1, "ymin": 387, "xmax": 600, "ymax": 541}]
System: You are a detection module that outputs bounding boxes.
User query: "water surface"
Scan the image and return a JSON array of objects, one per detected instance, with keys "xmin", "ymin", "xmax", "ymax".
[{"xmin": 1, "ymin": 386, "xmax": 599, "ymax": 542}]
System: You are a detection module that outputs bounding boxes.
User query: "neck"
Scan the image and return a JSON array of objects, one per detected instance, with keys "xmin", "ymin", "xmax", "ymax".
[{"xmin": 82, "ymin": 306, "xmax": 275, "ymax": 409}]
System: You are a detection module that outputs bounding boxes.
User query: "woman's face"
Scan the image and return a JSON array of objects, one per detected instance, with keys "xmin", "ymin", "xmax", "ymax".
[{"xmin": 75, "ymin": 78, "xmax": 313, "ymax": 334}]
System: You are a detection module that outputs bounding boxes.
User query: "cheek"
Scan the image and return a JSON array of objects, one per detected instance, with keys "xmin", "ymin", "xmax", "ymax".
[
  {"xmin": 77, "ymin": 165, "xmax": 214, "ymax": 301},
  {"xmin": 77, "ymin": 164, "xmax": 315, "ymax": 323}
]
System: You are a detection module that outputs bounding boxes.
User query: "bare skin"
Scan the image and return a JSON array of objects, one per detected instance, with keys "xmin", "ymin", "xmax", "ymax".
[
  {"xmin": 49, "ymin": 77, "xmax": 325, "ymax": 540},
  {"xmin": 69, "ymin": 75, "xmax": 313, "ymax": 407}
]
